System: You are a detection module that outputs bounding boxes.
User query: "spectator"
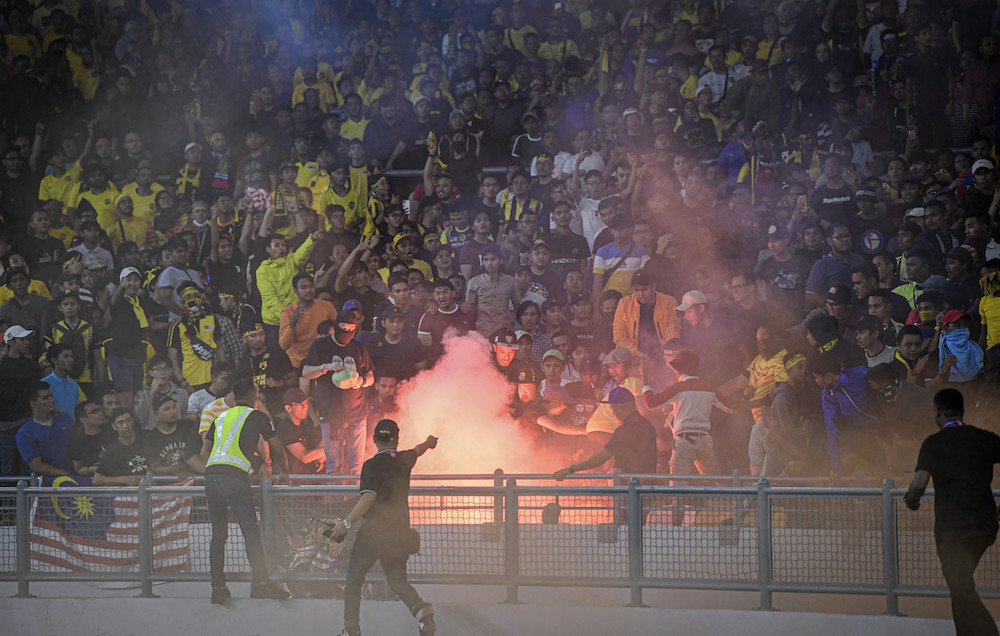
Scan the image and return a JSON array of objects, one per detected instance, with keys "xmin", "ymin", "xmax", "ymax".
[
  {"xmin": 279, "ymin": 273, "xmax": 338, "ymax": 369},
  {"xmin": 0, "ymin": 325, "xmax": 43, "ymax": 477},
  {"xmin": 277, "ymin": 388, "xmax": 326, "ymax": 476},
  {"xmin": 67, "ymin": 401, "xmax": 115, "ymax": 477},
  {"xmin": 612, "ymin": 269, "xmax": 681, "ymax": 358},
  {"xmin": 93, "ymin": 409, "xmax": 149, "ymax": 486},
  {"xmin": 143, "ymin": 394, "xmax": 205, "ymax": 476},
  {"xmin": 134, "ymin": 354, "xmax": 189, "ymax": 432},
  {"xmin": 42, "ymin": 343, "xmax": 85, "ymax": 416},
  {"xmin": 15, "ymin": 382, "xmax": 74, "ymax": 476},
  {"xmin": 256, "ymin": 228, "xmax": 322, "ymax": 342},
  {"xmin": 107, "ymin": 267, "xmax": 168, "ymax": 409}
]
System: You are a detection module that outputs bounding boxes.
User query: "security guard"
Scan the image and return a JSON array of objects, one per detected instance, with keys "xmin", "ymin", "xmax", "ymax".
[
  {"xmin": 203, "ymin": 378, "xmax": 290, "ymax": 604},
  {"xmin": 331, "ymin": 419, "xmax": 438, "ymax": 636}
]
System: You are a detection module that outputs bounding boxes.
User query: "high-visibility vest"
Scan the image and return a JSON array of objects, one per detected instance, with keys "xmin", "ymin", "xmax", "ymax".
[{"xmin": 206, "ymin": 406, "xmax": 255, "ymax": 473}]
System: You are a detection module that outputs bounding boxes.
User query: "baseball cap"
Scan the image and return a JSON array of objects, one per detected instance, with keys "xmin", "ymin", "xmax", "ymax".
[
  {"xmin": 916, "ymin": 275, "xmax": 948, "ymax": 290},
  {"xmin": 603, "ymin": 347, "xmax": 633, "ymax": 365},
  {"xmin": 516, "ymin": 366, "xmax": 539, "ymax": 384},
  {"xmin": 542, "ymin": 349, "xmax": 565, "ymax": 362},
  {"xmin": 530, "ymin": 238, "xmax": 550, "ymax": 251},
  {"xmin": 278, "ymin": 160, "xmax": 295, "ymax": 171},
  {"xmin": 825, "ymin": 284, "xmax": 853, "ymax": 305},
  {"xmin": 972, "ymin": 159, "xmax": 995, "ymax": 174},
  {"xmin": 491, "ymin": 327, "xmax": 518, "ymax": 348},
  {"xmin": 242, "ymin": 321, "xmax": 265, "ymax": 336},
  {"xmin": 668, "ymin": 350, "xmax": 700, "ymax": 376},
  {"xmin": 541, "ymin": 298, "xmax": 564, "ymax": 313},
  {"xmin": 621, "ymin": 107, "xmax": 641, "ymax": 121},
  {"xmin": 941, "ymin": 310, "xmax": 966, "ymax": 325},
  {"xmin": 601, "ymin": 387, "xmax": 635, "ymax": 404},
  {"xmin": 83, "ymin": 251, "xmax": 107, "ymax": 271},
  {"xmin": 767, "ymin": 224, "xmax": 789, "ymax": 240},
  {"xmin": 380, "ymin": 305, "xmax": 405, "ymax": 322},
  {"xmin": 412, "ymin": 95, "xmax": 431, "ymax": 107},
  {"xmin": 392, "ymin": 233, "xmax": 415, "ymax": 249},
  {"xmin": 3, "ymin": 325, "xmax": 33, "ymax": 342},
  {"xmin": 569, "ymin": 292, "xmax": 592, "ymax": 305},
  {"xmin": 904, "ymin": 207, "xmax": 925, "ymax": 218},
  {"xmin": 676, "ymin": 290, "xmax": 709, "ymax": 311},
  {"xmin": 521, "ymin": 111, "xmax": 540, "ymax": 122},
  {"xmin": 152, "ymin": 393, "xmax": 177, "ymax": 411},
  {"xmin": 515, "ymin": 330, "xmax": 531, "ymax": 341},
  {"xmin": 283, "ymin": 388, "xmax": 309, "ymax": 405},
  {"xmin": 119, "ymin": 266, "xmax": 141, "ymax": 282},
  {"xmin": 184, "ymin": 142, "xmax": 202, "ymax": 153},
  {"xmin": 373, "ymin": 418, "xmax": 399, "ymax": 441},
  {"xmin": 342, "ymin": 299, "xmax": 362, "ymax": 312},
  {"xmin": 631, "ymin": 269, "xmax": 655, "ymax": 287},
  {"xmin": 855, "ymin": 189, "xmax": 878, "ymax": 200}
]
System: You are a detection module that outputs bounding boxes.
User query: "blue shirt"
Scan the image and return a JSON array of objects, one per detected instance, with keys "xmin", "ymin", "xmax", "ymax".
[
  {"xmin": 805, "ymin": 253, "xmax": 866, "ymax": 296},
  {"xmin": 43, "ymin": 372, "xmax": 83, "ymax": 417},
  {"xmin": 15, "ymin": 413, "xmax": 75, "ymax": 472}
]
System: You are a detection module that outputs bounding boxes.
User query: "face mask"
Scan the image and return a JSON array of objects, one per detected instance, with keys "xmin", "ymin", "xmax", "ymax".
[
  {"xmin": 873, "ymin": 379, "xmax": 901, "ymax": 404},
  {"xmin": 183, "ymin": 295, "xmax": 204, "ymax": 317}
]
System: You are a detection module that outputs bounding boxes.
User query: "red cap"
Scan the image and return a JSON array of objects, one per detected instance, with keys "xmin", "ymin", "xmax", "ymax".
[{"xmin": 941, "ymin": 310, "xmax": 965, "ymax": 326}]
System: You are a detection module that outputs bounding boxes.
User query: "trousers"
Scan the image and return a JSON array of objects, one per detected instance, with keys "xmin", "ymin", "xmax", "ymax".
[
  {"xmin": 205, "ymin": 473, "xmax": 269, "ymax": 588},
  {"xmin": 343, "ymin": 531, "xmax": 423, "ymax": 627},
  {"xmin": 936, "ymin": 532, "xmax": 999, "ymax": 636}
]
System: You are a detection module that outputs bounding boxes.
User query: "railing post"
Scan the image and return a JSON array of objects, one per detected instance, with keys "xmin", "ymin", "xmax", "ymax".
[
  {"xmin": 15, "ymin": 480, "xmax": 33, "ymax": 598},
  {"xmin": 627, "ymin": 477, "xmax": 645, "ymax": 607},
  {"xmin": 756, "ymin": 478, "xmax": 773, "ymax": 611},
  {"xmin": 136, "ymin": 477, "xmax": 157, "ymax": 598},
  {"xmin": 259, "ymin": 478, "xmax": 276, "ymax": 573},
  {"xmin": 881, "ymin": 478, "xmax": 899, "ymax": 616},
  {"xmin": 493, "ymin": 468, "xmax": 504, "ymax": 525},
  {"xmin": 503, "ymin": 477, "xmax": 520, "ymax": 604}
]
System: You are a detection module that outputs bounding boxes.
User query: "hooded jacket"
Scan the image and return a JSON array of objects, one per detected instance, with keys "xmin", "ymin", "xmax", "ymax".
[{"xmin": 821, "ymin": 365, "xmax": 877, "ymax": 472}]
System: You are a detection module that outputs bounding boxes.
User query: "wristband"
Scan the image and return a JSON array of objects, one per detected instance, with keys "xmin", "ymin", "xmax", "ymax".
[
  {"xmin": 567, "ymin": 464, "xmax": 575, "ymax": 474},
  {"xmin": 263, "ymin": 457, "xmax": 271, "ymax": 464},
  {"xmin": 341, "ymin": 519, "xmax": 352, "ymax": 530}
]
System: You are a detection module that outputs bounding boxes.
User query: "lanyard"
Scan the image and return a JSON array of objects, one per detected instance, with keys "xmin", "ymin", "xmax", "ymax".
[{"xmin": 943, "ymin": 420, "xmax": 964, "ymax": 429}]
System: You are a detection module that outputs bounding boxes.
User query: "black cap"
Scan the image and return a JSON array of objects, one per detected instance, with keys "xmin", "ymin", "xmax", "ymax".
[
  {"xmin": 491, "ymin": 327, "xmax": 518, "ymax": 348},
  {"xmin": 152, "ymin": 393, "xmax": 177, "ymax": 411},
  {"xmin": 516, "ymin": 367, "xmax": 539, "ymax": 384},
  {"xmin": 373, "ymin": 418, "xmax": 399, "ymax": 442},
  {"xmin": 825, "ymin": 284, "xmax": 853, "ymax": 305}
]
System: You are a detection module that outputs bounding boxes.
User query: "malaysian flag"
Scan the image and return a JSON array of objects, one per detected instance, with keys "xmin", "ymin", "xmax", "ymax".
[{"xmin": 30, "ymin": 476, "xmax": 194, "ymax": 573}]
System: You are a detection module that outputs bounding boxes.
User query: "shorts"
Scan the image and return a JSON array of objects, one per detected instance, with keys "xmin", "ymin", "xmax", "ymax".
[{"xmin": 107, "ymin": 354, "xmax": 145, "ymax": 393}]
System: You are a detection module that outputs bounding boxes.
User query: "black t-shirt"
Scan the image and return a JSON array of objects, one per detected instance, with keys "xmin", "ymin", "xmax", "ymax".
[
  {"xmin": 67, "ymin": 427, "xmax": 117, "ymax": 468},
  {"xmin": 604, "ymin": 411, "xmax": 658, "ymax": 474},
  {"xmin": 847, "ymin": 213, "xmax": 895, "ymax": 257},
  {"xmin": 809, "ymin": 184, "xmax": 854, "ymax": 226},
  {"xmin": 275, "ymin": 416, "xmax": 324, "ymax": 474},
  {"xmin": 241, "ymin": 344, "xmax": 292, "ymax": 414},
  {"xmin": 21, "ymin": 234, "xmax": 66, "ymax": 284},
  {"xmin": 303, "ymin": 337, "xmax": 373, "ymax": 422},
  {"xmin": 754, "ymin": 253, "xmax": 812, "ymax": 317},
  {"xmin": 142, "ymin": 421, "xmax": 201, "ymax": 468},
  {"xmin": 97, "ymin": 439, "xmax": 149, "ymax": 477},
  {"xmin": 915, "ymin": 424, "xmax": 1000, "ymax": 538},
  {"xmin": 205, "ymin": 408, "xmax": 277, "ymax": 480},
  {"xmin": 547, "ymin": 231, "xmax": 590, "ymax": 281},
  {"xmin": 366, "ymin": 334, "xmax": 427, "ymax": 380},
  {"xmin": 360, "ymin": 448, "xmax": 417, "ymax": 530}
]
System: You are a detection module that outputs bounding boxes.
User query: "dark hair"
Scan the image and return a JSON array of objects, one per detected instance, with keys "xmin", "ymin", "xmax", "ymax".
[
  {"xmin": 808, "ymin": 351, "xmax": 842, "ymax": 376},
  {"xmin": 868, "ymin": 289, "xmax": 893, "ymax": 304},
  {"xmin": 109, "ymin": 407, "xmax": 134, "ymax": 424},
  {"xmin": 854, "ymin": 314, "xmax": 882, "ymax": 333},
  {"xmin": 804, "ymin": 314, "xmax": 839, "ymax": 342},
  {"xmin": 516, "ymin": 300, "xmax": 541, "ymax": 320},
  {"xmin": 851, "ymin": 262, "xmax": 879, "ymax": 282},
  {"xmin": 317, "ymin": 319, "xmax": 337, "ymax": 336},
  {"xmin": 432, "ymin": 278, "xmax": 454, "ymax": 291},
  {"xmin": 233, "ymin": 378, "xmax": 258, "ymax": 404},
  {"xmin": 933, "ymin": 388, "xmax": 964, "ymax": 417},
  {"xmin": 292, "ymin": 273, "xmax": 312, "ymax": 289},
  {"xmin": 897, "ymin": 325, "xmax": 924, "ymax": 341},
  {"xmin": 28, "ymin": 381, "xmax": 52, "ymax": 403},
  {"xmin": 387, "ymin": 273, "xmax": 409, "ymax": 289},
  {"xmin": 866, "ymin": 362, "xmax": 902, "ymax": 385},
  {"xmin": 45, "ymin": 342, "xmax": 74, "ymax": 363},
  {"xmin": 74, "ymin": 400, "xmax": 95, "ymax": 421}
]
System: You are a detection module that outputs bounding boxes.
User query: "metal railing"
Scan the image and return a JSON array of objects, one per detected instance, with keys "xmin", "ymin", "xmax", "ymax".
[{"xmin": 3, "ymin": 476, "xmax": 998, "ymax": 611}]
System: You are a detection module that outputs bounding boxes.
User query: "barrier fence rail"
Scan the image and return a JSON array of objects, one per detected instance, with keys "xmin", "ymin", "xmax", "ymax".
[{"xmin": 3, "ymin": 476, "xmax": 999, "ymax": 612}]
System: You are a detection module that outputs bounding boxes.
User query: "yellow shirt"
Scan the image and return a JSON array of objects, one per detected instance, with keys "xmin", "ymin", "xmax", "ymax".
[
  {"xmin": 746, "ymin": 349, "xmax": 787, "ymax": 421},
  {"xmin": 50, "ymin": 226, "xmax": 78, "ymax": 249},
  {"xmin": 503, "ymin": 25, "xmax": 539, "ymax": 56},
  {"xmin": 538, "ymin": 39, "xmax": 581, "ymax": 62},
  {"xmin": 340, "ymin": 117, "xmax": 370, "ymax": 142},
  {"xmin": 377, "ymin": 259, "xmax": 434, "ymax": 284},
  {"xmin": 167, "ymin": 316, "xmax": 218, "ymax": 387},
  {"xmin": 38, "ymin": 163, "xmax": 82, "ymax": 207},
  {"xmin": 106, "ymin": 216, "xmax": 155, "ymax": 249},
  {"xmin": 4, "ymin": 33, "xmax": 41, "ymax": 63},
  {"xmin": 587, "ymin": 376, "xmax": 644, "ymax": 435},
  {"xmin": 291, "ymin": 80, "xmax": 338, "ymax": 112},
  {"xmin": 70, "ymin": 183, "xmax": 120, "ymax": 230},
  {"xmin": 317, "ymin": 186, "xmax": 362, "ymax": 227},
  {"xmin": 119, "ymin": 182, "xmax": 164, "ymax": 223},
  {"xmin": 980, "ymin": 295, "xmax": 1000, "ymax": 349},
  {"xmin": 0, "ymin": 280, "xmax": 52, "ymax": 304}
]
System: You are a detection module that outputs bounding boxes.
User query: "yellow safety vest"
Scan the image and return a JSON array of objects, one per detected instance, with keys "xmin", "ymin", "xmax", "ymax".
[{"xmin": 206, "ymin": 406, "xmax": 255, "ymax": 473}]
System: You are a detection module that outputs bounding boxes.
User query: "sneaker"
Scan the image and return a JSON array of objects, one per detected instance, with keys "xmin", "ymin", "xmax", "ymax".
[
  {"xmin": 415, "ymin": 602, "xmax": 435, "ymax": 636},
  {"xmin": 250, "ymin": 581, "xmax": 290, "ymax": 600},
  {"xmin": 210, "ymin": 586, "xmax": 231, "ymax": 605},
  {"xmin": 344, "ymin": 356, "xmax": 357, "ymax": 374}
]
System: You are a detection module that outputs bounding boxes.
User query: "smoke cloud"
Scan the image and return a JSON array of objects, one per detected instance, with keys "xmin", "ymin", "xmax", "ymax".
[{"xmin": 392, "ymin": 331, "xmax": 562, "ymax": 476}]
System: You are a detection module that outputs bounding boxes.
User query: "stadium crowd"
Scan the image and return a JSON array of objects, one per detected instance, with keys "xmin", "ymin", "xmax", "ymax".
[{"xmin": 1, "ymin": 0, "xmax": 999, "ymax": 486}]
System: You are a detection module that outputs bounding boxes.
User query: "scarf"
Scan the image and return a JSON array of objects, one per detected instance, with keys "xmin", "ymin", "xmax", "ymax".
[{"xmin": 939, "ymin": 328, "xmax": 984, "ymax": 383}]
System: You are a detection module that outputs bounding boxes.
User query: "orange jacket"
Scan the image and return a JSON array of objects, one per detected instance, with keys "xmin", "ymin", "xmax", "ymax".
[{"xmin": 612, "ymin": 292, "xmax": 681, "ymax": 353}]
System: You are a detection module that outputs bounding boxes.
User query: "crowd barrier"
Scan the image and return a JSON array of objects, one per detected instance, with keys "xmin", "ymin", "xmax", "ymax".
[{"xmin": 2, "ymin": 474, "xmax": 998, "ymax": 613}]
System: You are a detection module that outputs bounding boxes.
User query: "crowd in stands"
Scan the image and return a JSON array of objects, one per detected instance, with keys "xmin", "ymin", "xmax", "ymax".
[{"xmin": 1, "ymin": 0, "xmax": 999, "ymax": 485}]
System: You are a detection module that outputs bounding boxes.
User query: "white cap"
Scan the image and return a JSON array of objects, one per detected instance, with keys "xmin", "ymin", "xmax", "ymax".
[
  {"xmin": 184, "ymin": 142, "xmax": 203, "ymax": 153},
  {"xmin": 904, "ymin": 207, "xmax": 925, "ymax": 218},
  {"xmin": 119, "ymin": 266, "xmax": 141, "ymax": 282},
  {"xmin": 972, "ymin": 159, "xmax": 995, "ymax": 173},
  {"xmin": 3, "ymin": 325, "xmax": 33, "ymax": 342},
  {"xmin": 676, "ymin": 290, "xmax": 709, "ymax": 311}
]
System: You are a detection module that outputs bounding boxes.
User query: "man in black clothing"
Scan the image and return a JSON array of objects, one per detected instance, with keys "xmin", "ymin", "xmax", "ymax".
[
  {"xmin": 143, "ymin": 394, "xmax": 205, "ymax": 476},
  {"xmin": 552, "ymin": 386, "xmax": 657, "ymax": 479},
  {"xmin": 367, "ymin": 305, "xmax": 427, "ymax": 381},
  {"xmin": 21, "ymin": 210, "xmax": 66, "ymax": 285},
  {"xmin": 905, "ymin": 389, "xmax": 1000, "ymax": 636},
  {"xmin": 0, "ymin": 325, "xmax": 43, "ymax": 477},
  {"xmin": 330, "ymin": 419, "xmax": 438, "ymax": 636},
  {"xmin": 93, "ymin": 409, "xmax": 149, "ymax": 486},
  {"xmin": 204, "ymin": 380, "xmax": 289, "ymax": 604}
]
